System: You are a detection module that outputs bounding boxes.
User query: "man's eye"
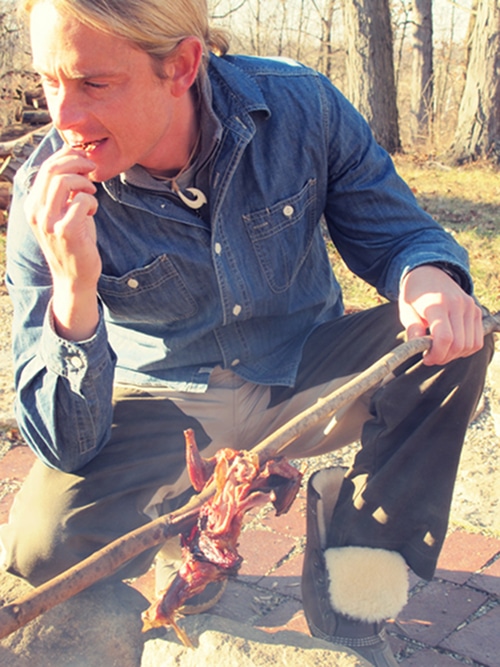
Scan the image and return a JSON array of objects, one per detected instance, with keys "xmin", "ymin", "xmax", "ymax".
[{"xmin": 85, "ymin": 81, "xmax": 108, "ymax": 89}]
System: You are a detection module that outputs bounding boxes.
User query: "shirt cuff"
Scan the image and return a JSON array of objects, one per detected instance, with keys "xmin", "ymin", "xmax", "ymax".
[
  {"xmin": 425, "ymin": 261, "xmax": 470, "ymax": 291},
  {"xmin": 40, "ymin": 300, "xmax": 112, "ymax": 393},
  {"xmin": 398, "ymin": 260, "xmax": 473, "ymax": 297}
]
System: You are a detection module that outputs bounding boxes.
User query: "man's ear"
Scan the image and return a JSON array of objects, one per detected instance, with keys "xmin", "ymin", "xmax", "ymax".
[{"xmin": 163, "ymin": 36, "xmax": 203, "ymax": 97}]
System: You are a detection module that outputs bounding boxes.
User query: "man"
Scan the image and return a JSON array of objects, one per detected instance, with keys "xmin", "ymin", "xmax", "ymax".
[{"xmin": 2, "ymin": 1, "xmax": 493, "ymax": 665}]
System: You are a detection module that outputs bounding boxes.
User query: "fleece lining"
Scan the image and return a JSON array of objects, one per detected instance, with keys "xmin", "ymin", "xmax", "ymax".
[{"xmin": 324, "ymin": 545, "xmax": 408, "ymax": 622}]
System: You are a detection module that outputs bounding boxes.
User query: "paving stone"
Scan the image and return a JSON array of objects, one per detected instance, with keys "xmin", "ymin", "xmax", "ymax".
[
  {"xmin": 259, "ymin": 552, "xmax": 304, "ymax": 599},
  {"xmin": 259, "ymin": 498, "xmax": 306, "ymax": 538},
  {"xmin": 436, "ymin": 530, "xmax": 500, "ymax": 584},
  {"xmin": 210, "ymin": 578, "xmax": 261, "ymax": 625},
  {"xmin": 385, "ymin": 632, "xmax": 409, "ymax": 661},
  {"xmin": 398, "ymin": 648, "xmax": 467, "ymax": 666},
  {"xmin": 395, "ymin": 580, "xmax": 488, "ymax": 645},
  {"xmin": 237, "ymin": 529, "xmax": 296, "ymax": 577},
  {"xmin": 440, "ymin": 604, "xmax": 500, "ymax": 667},
  {"xmin": 408, "ymin": 570, "xmax": 427, "ymax": 592},
  {"xmin": 279, "ymin": 608, "xmax": 310, "ymax": 636},
  {"xmin": 254, "ymin": 597, "xmax": 304, "ymax": 631},
  {"xmin": 469, "ymin": 556, "xmax": 500, "ymax": 595},
  {"xmin": 128, "ymin": 565, "xmax": 156, "ymax": 602},
  {"xmin": 256, "ymin": 606, "xmax": 311, "ymax": 637}
]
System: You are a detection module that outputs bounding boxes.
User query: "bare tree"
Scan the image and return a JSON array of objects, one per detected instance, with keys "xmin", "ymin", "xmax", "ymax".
[
  {"xmin": 448, "ymin": 0, "xmax": 500, "ymax": 164},
  {"xmin": 310, "ymin": 0, "xmax": 338, "ymax": 79},
  {"xmin": 392, "ymin": 0, "xmax": 411, "ymax": 90},
  {"xmin": 410, "ymin": 0, "xmax": 434, "ymax": 145},
  {"xmin": 343, "ymin": 0, "xmax": 401, "ymax": 153}
]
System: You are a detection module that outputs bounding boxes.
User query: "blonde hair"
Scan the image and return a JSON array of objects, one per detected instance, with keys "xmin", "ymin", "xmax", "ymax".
[{"xmin": 19, "ymin": 0, "xmax": 229, "ymax": 72}]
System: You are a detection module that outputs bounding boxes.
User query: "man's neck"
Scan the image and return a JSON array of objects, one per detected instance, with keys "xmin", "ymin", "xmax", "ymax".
[{"xmin": 143, "ymin": 85, "xmax": 200, "ymax": 179}]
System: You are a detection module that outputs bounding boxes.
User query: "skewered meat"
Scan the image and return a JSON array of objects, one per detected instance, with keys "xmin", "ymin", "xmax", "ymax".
[{"xmin": 141, "ymin": 428, "xmax": 302, "ymax": 645}]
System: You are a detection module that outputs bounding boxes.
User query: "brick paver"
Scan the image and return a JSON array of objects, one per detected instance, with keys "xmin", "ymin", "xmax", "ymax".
[
  {"xmin": 398, "ymin": 648, "xmax": 469, "ymax": 666},
  {"xmin": 440, "ymin": 604, "xmax": 500, "ymax": 667},
  {"xmin": 396, "ymin": 579, "xmax": 488, "ymax": 645},
  {"xmin": 470, "ymin": 557, "xmax": 500, "ymax": 596},
  {"xmin": 1, "ymin": 442, "xmax": 500, "ymax": 665},
  {"xmin": 435, "ymin": 529, "xmax": 500, "ymax": 585}
]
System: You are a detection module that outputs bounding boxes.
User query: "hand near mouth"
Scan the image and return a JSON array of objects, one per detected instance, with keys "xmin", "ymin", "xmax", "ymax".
[{"xmin": 25, "ymin": 144, "xmax": 102, "ymax": 341}]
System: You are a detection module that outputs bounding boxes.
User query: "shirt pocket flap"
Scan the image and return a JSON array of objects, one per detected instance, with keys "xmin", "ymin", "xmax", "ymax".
[{"xmin": 98, "ymin": 254, "xmax": 198, "ymax": 325}]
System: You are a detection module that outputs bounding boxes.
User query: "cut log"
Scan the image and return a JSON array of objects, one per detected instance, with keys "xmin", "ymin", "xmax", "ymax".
[
  {"xmin": 0, "ymin": 124, "xmax": 51, "ymax": 159},
  {"xmin": 21, "ymin": 110, "xmax": 52, "ymax": 126}
]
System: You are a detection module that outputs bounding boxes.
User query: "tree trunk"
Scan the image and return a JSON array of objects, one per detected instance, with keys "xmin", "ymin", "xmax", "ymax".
[
  {"xmin": 448, "ymin": 0, "xmax": 500, "ymax": 164},
  {"xmin": 410, "ymin": 0, "xmax": 434, "ymax": 144},
  {"xmin": 343, "ymin": 0, "xmax": 401, "ymax": 153}
]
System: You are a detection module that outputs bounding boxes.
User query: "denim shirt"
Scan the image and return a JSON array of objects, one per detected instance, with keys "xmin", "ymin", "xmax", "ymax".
[{"xmin": 6, "ymin": 53, "xmax": 471, "ymax": 471}]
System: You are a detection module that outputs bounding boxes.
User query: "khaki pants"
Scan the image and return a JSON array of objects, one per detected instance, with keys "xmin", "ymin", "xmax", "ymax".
[{"xmin": 0, "ymin": 303, "xmax": 493, "ymax": 584}]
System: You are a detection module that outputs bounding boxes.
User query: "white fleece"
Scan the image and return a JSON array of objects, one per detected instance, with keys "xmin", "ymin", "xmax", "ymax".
[{"xmin": 324, "ymin": 546, "xmax": 408, "ymax": 622}]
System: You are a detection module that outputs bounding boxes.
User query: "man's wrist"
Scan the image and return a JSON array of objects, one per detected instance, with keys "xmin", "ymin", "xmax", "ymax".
[{"xmin": 424, "ymin": 262, "xmax": 470, "ymax": 292}]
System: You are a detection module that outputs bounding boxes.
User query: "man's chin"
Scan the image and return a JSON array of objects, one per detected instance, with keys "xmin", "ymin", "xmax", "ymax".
[{"xmin": 89, "ymin": 166, "xmax": 121, "ymax": 183}]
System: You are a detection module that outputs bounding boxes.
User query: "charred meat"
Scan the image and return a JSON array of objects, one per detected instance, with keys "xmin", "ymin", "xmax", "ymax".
[{"xmin": 141, "ymin": 428, "xmax": 302, "ymax": 644}]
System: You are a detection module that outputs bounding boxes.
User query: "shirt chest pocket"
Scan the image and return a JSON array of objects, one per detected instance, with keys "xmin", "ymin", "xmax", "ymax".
[
  {"xmin": 98, "ymin": 254, "xmax": 198, "ymax": 324},
  {"xmin": 242, "ymin": 179, "xmax": 318, "ymax": 293}
]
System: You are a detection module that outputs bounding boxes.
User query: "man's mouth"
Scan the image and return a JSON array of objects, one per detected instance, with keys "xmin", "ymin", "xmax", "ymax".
[{"xmin": 71, "ymin": 139, "xmax": 105, "ymax": 152}]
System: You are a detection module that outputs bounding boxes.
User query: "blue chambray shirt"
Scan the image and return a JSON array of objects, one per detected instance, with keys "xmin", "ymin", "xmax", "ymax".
[{"xmin": 6, "ymin": 54, "xmax": 471, "ymax": 471}]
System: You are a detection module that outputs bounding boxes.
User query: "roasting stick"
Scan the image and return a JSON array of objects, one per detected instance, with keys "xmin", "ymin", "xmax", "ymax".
[
  {"xmin": 255, "ymin": 310, "xmax": 500, "ymax": 460},
  {"xmin": 0, "ymin": 311, "xmax": 497, "ymax": 640}
]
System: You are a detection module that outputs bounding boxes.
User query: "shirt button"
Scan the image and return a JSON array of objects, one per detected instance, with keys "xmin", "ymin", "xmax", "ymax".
[
  {"xmin": 283, "ymin": 205, "xmax": 294, "ymax": 217},
  {"xmin": 68, "ymin": 355, "xmax": 83, "ymax": 369},
  {"xmin": 231, "ymin": 358, "xmax": 240, "ymax": 367},
  {"xmin": 214, "ymin": 242, "xmax": 222, "ymax": 255},
  {"xmin": 232, "ymin": 304, "xmax": 242, "ymax": 316},
  {"xmin": 127, "ymin": 278, "xmax": 139, "ymax": 289}
]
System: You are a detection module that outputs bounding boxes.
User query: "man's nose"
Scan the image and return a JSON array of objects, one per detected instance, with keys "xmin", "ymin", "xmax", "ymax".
[{"xmin": 49, "ymin": 87, "xmax": 86, "ymax": 130}]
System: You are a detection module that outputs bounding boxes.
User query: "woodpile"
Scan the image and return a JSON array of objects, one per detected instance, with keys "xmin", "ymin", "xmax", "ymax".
[
  {"xmin": 0, "ymin": 81, "xmax": 50, "ymax": 218},
  {"xmin": 0, "ymin": 124, "xmax": 49, "ymax": 218},
  {"xmin": 1, "ymin": 2, "xmax": 50, "ymax": 217}
]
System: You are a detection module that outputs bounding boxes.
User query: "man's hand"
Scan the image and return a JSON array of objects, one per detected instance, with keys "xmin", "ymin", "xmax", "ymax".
[
  {"xmin": 399, "ymin": 265, "xmax": 484, "ymax": 366},
  {"xmin": 25, "ymin": 145, "xmax": 101, "ymax": 341}
]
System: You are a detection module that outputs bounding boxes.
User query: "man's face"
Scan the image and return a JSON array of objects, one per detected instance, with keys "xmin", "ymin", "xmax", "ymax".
[{"xmin": 30, "ymin": 2, "xmax": 180, "ymax": 181}]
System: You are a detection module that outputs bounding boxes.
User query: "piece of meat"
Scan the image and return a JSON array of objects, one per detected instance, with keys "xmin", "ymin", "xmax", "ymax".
[{"xmin": 141, "ymin": 428, "xmax": 302, "ymax": 644}]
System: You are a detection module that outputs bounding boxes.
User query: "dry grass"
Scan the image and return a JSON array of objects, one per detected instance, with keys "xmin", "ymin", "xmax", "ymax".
[{"xmin": 330, "ymin": 155, "xmax": 500, "ymax": 314}]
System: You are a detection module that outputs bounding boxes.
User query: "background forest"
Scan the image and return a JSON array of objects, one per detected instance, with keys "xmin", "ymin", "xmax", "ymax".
[
  {"xmin": 206, "ymin": 0, "xmax": 500, "ymax": 162},
  {"xmin": 1, "ymin": 0, "xmax": 499, "ymax": 160}
]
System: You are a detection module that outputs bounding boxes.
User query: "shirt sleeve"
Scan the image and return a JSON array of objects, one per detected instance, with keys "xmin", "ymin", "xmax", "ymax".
[
  {"xmin": 319, "ymin": 75, "xmax": 473, "ymax": 300},
  {"xmin": 6, "ymin": 154, "xmax": 117, "ymax": 473}
]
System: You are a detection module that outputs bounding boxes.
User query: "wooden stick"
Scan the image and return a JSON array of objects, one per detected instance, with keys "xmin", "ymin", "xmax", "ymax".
[
  {"xmin": 0, "ymin": 311, "xmax": 497, "ymax": 639},
  {"xmin": 254, "ymin": 310, "xmax": 499, "ymax": 460},
  {"xmin": 0, "ymin": 498, "xmax": 205, "ymax": 639}
]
